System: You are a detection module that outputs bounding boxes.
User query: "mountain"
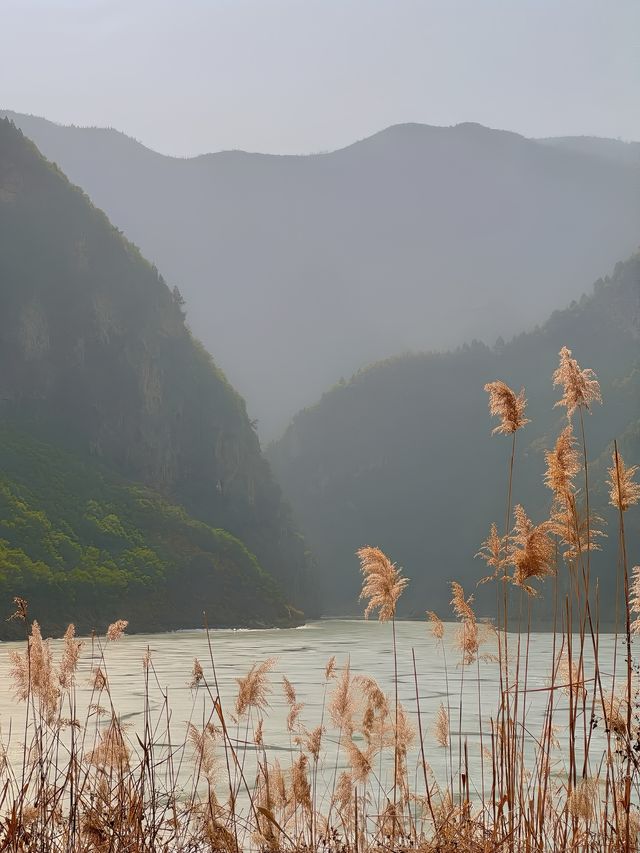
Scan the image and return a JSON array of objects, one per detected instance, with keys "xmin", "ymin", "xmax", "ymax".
[
  {"xmin": 539, "ymin": 135, "xmax": 640, "ymax": 169},
  {"xmin": 267, "ymin": 254, "xmax": 640, "ymax": 621},
  {"xmin": 0, "ymin": 427, "xmax": 294, "ymax": 639},
  {"xmin": 0, "ymin": 117, "xmax": 313, "ymax": 636},
  {"xmin": 3, "ymin": 111, "xmax": 640, "ymax": 438}
]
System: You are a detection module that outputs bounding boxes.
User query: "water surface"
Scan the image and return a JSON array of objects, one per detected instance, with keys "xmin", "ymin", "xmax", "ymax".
[{"xmin": 0, "ymin": 619, "xmax": 626, "ymax": 801}]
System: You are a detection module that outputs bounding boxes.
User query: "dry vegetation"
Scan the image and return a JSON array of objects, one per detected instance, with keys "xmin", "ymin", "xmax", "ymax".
[{"xmin": 0, "ymin": 347, "xmax": 639, "ymax": 851}]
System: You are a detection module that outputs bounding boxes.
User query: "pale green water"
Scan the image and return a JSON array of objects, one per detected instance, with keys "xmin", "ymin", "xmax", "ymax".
[{"xmin": 0, "ymin": 619, "xmax": 628, "ymax": 802}]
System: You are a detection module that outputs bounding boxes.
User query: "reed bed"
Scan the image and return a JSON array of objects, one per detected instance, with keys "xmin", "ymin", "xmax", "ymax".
[{"xmin": 0, "ymin": 346, "xmax": 639, "ymax": 852}]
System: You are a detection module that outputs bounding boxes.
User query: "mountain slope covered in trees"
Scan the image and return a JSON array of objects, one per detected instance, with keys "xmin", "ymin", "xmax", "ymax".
[
  {"xmin": 268, "ymin": 255, "xmax": 640, "ymax": 620},
  {"xmin": 3, "ymin": 110, "xmax": 640, "ymax": 437},
  {"xmin": 0, "ymin": 427, "xmax": 295, "ymax": 638},
  {"xmin": 0, "ymin": 118, "xmax": 313, "ymax": 635}
]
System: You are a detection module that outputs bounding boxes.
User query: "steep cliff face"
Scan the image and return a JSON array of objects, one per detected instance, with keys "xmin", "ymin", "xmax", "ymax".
[{"xmin": 0, "ymin": 118, "xmax": 314, "ymax": 624}]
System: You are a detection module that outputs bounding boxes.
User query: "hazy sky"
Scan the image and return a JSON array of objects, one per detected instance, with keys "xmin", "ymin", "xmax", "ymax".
[{"xmin": 2, "ymin": 0, "xmax": 638, "ymax": 156}]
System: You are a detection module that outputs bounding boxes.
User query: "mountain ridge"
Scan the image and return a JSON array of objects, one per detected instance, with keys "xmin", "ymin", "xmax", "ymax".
[
  {"xmin": 4, "ymin": 110, "xmax": 639, "ymax": 438},
  {"xmin": 4, "ymin": 110, "xmax": 639, "ymax": 161}
]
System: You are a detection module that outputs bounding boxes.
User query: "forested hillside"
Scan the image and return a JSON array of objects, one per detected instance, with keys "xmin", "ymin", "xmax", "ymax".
[
  {"xmin": 0, "ymin": 428, "xmax": 296, "ymax": 638},
  {"xmin": 4, "ymin": 111, "xmax": 640, "ymax": 437},
  {"xmin": 0, "ymin": 118, "xmax": 313, "ymax": 635},
  {"xmin": 269, "ymin": 254, "xmax": 640, "ymax": 620}
]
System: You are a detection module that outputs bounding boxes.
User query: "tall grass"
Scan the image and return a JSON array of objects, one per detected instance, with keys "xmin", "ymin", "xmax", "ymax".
[{"xmin": 0, "ymin": 346, "xmax": 639, "ymax": 851}]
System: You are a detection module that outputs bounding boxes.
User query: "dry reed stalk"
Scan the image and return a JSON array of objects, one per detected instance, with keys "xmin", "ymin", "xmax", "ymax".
[
  {"xmin": 611, "ymin": 441, "xmax": 637, "ymax": 851},
  {"xmin": 484, "ymin": 379, "xmax": 530, "ymax": 832},
  {"xmin": 357, "ymin": 545, "xmax": 408, "ymax": 840},
  {"xmin": 507, "ymin": 505, "xmax": 550, "ymax": 816},
  {"xmin": 450, "ymin": 582, "xmax": 479, "ymax": 805},
  {"xmin": 427, "ymin": 610, "xmax": 454, "ymax": 791},
  {"xmin": 550, "ymin": 349, "xmax": 615, "ymax": 846},
  {"xmin": 411, "ymin": 647, "xmax": 438, "ymax": 829}
]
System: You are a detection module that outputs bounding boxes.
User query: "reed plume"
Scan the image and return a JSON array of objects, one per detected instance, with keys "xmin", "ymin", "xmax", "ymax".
[
  {"xmin": 552, "ymin": 346, "xmax": 601, "ymax": 417},
  {"xmin": 332, "ymin": 770, "xmax": 353, "ymax": 816},
  {"xmin": 106, "ymin": 619, "xmax": 128, "ymax": 641},
  {"xmin": 269, "ymin": 759, "xmax": 288, "ymax": 810},
  {"xmin": 608, "ymin": 450, "xmax": 640, "ymax": 512},
  {"xmin": 427, "ymin": 610, "xmax": 444, "ymax": 640},
  {"xmin": 544, "ymin": 424, "xmax": 580, "ymax": 502},
  {"xmin": 201, "ymin": 813, "xmax": 237, "ymax": 853},
  {"xmin": 484, "ymin": 381, "xmax": 529, "ymax": 434},
  {"xmin": 456, "ymin": 620, "xmax": 480, "ymax": 666},
  {"xmin": 291, "ymin": 753, "xmax": 311, "ymax": 812},
  {"xmin": 58, "ymin": 623, "xmax": 82, "ymax": 690},
  {"xmin": 324, "ymin": 655, "xmax": 337, "ymax": 680},
  {"xmin": 329, "ymin": 663, "xmax": 355, "ymax": 734},
  {"xmin": 302, "ymin": 725, "xmax": 323, "ymax": 762},
  {"xmin": 345, "ymin": 740, "xmax": 373, "ymax": 783},
  {"xmin": 235, "ymin": 657, "xmax": 276, "ymax": 717},
  {"xmin": 434, "ymin": 703, "xmax": 450, "ymax": 748},
  {"xmin": 357, "ymin": 546, "xmax": 408, "ymax": 620},
  {"xmin": 568, "ymin": 778, "xmax": 597, "ymax": 822},
  {"xmin": 550, "ymin": 499, "xmax": 604, "ymax": 561},
  {"xmin": 396, "ymin": 702, "xmax": 415, "ymax": 753},
  {"xmin": 356, "ymin": 674, "xmax": 390, "ymax": 746},
  {"xmin": 602, "ymin": 691, "xmax": 628, "ymax": 738},
  {"xmin": 283, "ymin": 676, "xmax": 304, "ymax": 732},
  {"xmin": 92, "ymin": 666, "xmax": 107, "ymax": 691},
  {"xmin": 86, "ymin": 718, "xmax": 131, "ymax": 770},
  {"xmin": 190, "ymin": 657, "xmax": 204, "ymax": 688},
  {"xmin": 451, "ymin": 583, "xmax": 479, "ymax": 665},
  {"xmin": 283, "ymin": 675, "xmax": 296, "ymax": 706},
  {"xmin": 477, "ymin": 522, "xmax": 506, "ymax": 584},
  {"xmin": 9, "ymin": 620, "xmax": 60, "ymax": 723},
  {"xmin": 509, "ymin": 504, "xmax": 555, "ymax": 596},
  {"xmin": 8, "ymin": 595, "xmax": 28, "ymax": 622},
  {"xmin": 450, "ymin": 581, "xmax": 475, "ymax": 623}
]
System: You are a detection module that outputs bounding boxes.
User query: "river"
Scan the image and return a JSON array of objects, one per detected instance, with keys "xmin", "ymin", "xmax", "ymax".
[{"xmin": 0, "ymin": 619, "xmax": 628, "ymax": 805}]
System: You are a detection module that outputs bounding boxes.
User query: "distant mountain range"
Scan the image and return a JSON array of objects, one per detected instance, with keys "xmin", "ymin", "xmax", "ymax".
[
  {"xmin": 3, "ymin": 110, "xmax": 639, "ymax": 438},
  {"xmin": 268, "ymin": 253, "xmax": 640, "ymax": 621},
  {"xmin": 537, "ymin": 135, "xmax": 640, "ymax": 168},
  {"xmin": 0, "ymin": 118, "xmax": 313, "ymax": 637}
]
